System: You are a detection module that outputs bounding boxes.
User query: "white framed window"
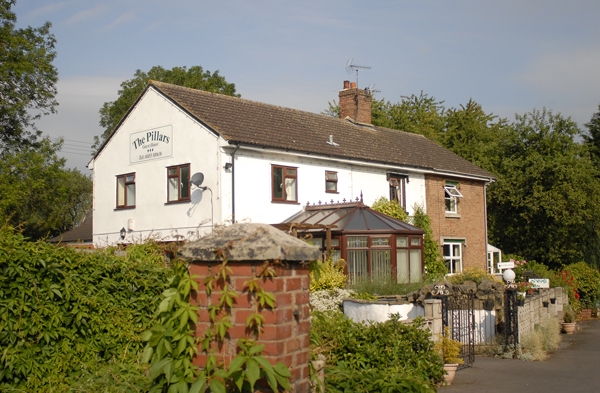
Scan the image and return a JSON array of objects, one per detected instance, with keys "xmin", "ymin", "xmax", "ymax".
[
  {"xmin": 116, "ymin": 173, "xmax": 135, "ymax": 209},
  {"xmin": 443, "ymin": 240, "xmax": 463, "ymax": 274},
  {"xmin": 444, "ymin": 183, "xmax": 463, "ymax": 213}
]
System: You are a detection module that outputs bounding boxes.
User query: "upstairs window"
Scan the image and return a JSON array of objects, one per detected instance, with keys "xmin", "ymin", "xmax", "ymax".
[
  {"xmin": 325, "ymin": 171, "xmax": 338, "ymax": 193},
  {"xmin": 167, "ymin": 164, "xmax": 190, "ymax": 202},
  {"xmin": 388, "ymin": 174, "xmax": 406, "ymax": 208},
  {"xmin": 272, "ymin": 165, "xmax": 297, "ymax": 202},
  {"xmin": 444, "ymin": 182, "xmax": 463, "ymax": 213},
  {"xmin": 116, "ymin": 173, "xmax": 136, "ymax": 209}
]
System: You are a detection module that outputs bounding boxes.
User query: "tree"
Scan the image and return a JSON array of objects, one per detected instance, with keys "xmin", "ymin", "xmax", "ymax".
[
  {"xmin": 94, "ymin": 65, "xmax": 239, "ymax": 150},
  {"xmin": 487, "ymin": 109, "xmax": 600, "ymax": 268},
  {"xmin": 371, "ymin": 92, "xmax": 446, "ymax": 142},
  {"xmin": 440, "ymin": 99, "xmax": 509, "ymax": 173},
  {"xmin": 0, "ymin": 0, "xmax": 58, "ymax": 150},
  {"xmin": 0, "ymin": 138, "xmax": 92, "ymax": 239},
  {"xmin": 583, "ymin": 104, "xmax": 600, "ymax": 169}
]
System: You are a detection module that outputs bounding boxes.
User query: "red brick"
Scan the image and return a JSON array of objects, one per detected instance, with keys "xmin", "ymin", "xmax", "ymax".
[
  {"xmin": 233, "ymin": 293, "xmax": 253, "ymax": 308},
  {"xmin": 261, "ymin": 277, "xmax": 284, "ymax": 292},
  {"xmin": 294, "ymin": 291, "xmax": 309, "ymax": 304},
  {"xmin": 274, "ymin": 264, "xmax": 294, "ymax": 276},
  {"xmin": 298, "ymin": 321, "xmax": 310, "ymax": 335},
  {"xmin": 275, "ymin": 293, "xmax": 292, "ymax": 307},
  {"xmin": 262, "ymin": 341, "xmax": 285, "ymax": 356},
  {"xmin": 285, "ymin": 337, "xmax": 302, "ymax": 353},
  {"xmin": 285, "ymin": 277, "xmax": 302, "ymax": 291},
  {"xmin": 261, "ymin": 324, "xmax": 292, "ymax": 341},
  {"xmin": 295, "ymin": 350, "xmax": 309, "ymax": 365},
  {"xmin": 188, "ymin": 263, "xmax": 208, "ymax": 276},
  {"xmin": 229, "ymin": 263, "xmax": 254, "ymax": 276}
]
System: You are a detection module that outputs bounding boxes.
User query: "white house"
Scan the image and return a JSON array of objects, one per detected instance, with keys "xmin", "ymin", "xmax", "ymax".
[{"xmin": 89, "ymin": 80, "xmax": 495, "ymax": 273}]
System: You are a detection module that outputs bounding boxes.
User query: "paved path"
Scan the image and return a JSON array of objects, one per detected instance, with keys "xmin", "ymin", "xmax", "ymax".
[{"xmin": 439, "ymin": 319, "xmax": 600, "ymax": 393}]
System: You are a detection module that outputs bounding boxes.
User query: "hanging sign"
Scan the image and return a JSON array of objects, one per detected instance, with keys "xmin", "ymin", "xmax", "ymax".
[
  {"xmin": 130, "ymin": 125, "xmax": 173, "ymax": 164},
  {"xmin": 497, "ymin": 261, "xmax": 515, "ymax": 270},
  {"xmin": 529, "ymin": 278, "xmax": 550, "ymax": 289}
]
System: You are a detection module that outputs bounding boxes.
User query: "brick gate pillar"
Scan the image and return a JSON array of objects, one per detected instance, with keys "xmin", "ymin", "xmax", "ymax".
[{"xmin": 180, "ymin": 223, "xmax": 320, "ymax": 392}]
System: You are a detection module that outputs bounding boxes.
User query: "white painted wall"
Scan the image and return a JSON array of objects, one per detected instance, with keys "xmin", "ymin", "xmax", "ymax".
[
  {"xmin": 343, "ymin": 300, "xmax": 425, "ymax": 323},
  {"xmin": 92, "ymin": 89, "xmax": 222, "ymax": 246},
  {"xmin": 231, "ymin": 149, "xmax": 427, "ymax": 225}
]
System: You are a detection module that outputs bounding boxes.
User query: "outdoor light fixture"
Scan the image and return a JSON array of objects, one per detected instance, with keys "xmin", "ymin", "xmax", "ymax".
[
  {"xmin": 224, "ymin": 162, "xmax": 233, "ymax": 170},
  {"xmin": 119, "ymin": 227, "xmax": 126, "ymax": 240},
  {"xmin": 503, "ymin": 268, "xmax": 517, "ymax": 289}
]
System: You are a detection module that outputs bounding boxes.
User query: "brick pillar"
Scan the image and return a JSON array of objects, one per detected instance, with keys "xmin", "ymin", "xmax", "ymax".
[
  {"xmin": 181, "ymin": 223, "xmax": 320, "ymax": 392},
  {"xmin": 189, "ymin": 261, "xmax": 311, "ymax": 391}
]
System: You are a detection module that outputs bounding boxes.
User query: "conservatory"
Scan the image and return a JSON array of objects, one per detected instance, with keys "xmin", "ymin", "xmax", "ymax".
[{"xmin": 275, "ymin": 200, "xmax": 425, "ymax": 283}]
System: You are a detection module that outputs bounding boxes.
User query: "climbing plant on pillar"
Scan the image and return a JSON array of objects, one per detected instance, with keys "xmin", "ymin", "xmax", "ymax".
[{"xmin": 142, "ymin": 247, "xmax": 291, "ymax": 393}]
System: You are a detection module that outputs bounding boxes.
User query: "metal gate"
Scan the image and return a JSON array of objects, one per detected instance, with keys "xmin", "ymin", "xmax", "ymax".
[{"xmin": 433, "ymin": 284, "xmax": 476, "ymax": 369}]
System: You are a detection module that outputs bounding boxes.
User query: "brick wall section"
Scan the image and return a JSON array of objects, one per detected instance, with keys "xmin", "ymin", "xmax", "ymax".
[
  {"xmin": 189, "ymin": 260, "xmax": 311, "ymax": 392},
  {"xmin": 339, "ymin": 83, "xmax": 372, "ymax": 124},
  {"xmin": 425, "ymin": 174, "xmax": 487, "ymax": 271}
]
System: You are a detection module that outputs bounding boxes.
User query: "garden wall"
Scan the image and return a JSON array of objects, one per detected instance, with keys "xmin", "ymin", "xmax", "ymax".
[{"xmin": 518, "ymin": 287, "xmax": 565, "ymax": 339}]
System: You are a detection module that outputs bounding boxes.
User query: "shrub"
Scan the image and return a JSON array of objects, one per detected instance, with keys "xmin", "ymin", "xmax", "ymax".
[
  {"xmin": 371, "ymin": 196, "xmax": 409, "ymax": 222},
  {"xmin": 310, "ymin": 288, "xmax": 357, "ymax": 313},
  {"xmin": 310, "ymin": 257, "xmax": 347, "ymax": 291},
  {"xmin": 0, "ymin": 227, "xmax": 170, "ymax": 392},
  {"xmin": 310, "ymin": 311, "xmax": 444, "ymax": 389},
  {"xmin": 434, "ymin": 327, "xmax": 464, "ymax": 364},
  {"xmin": 448, "ymin": 267, "xmax": 498, "ymax": 285},
  {"xmin": 564, "ymin": 262, "xmax": 600, "ymax": 309},
  {"xmin": 411, "ymin": 205, "xmax": 447, "ymax": 282},
  {"xmin": 348, "ymin": 279, "xmax": 424, "ymax": 296}
]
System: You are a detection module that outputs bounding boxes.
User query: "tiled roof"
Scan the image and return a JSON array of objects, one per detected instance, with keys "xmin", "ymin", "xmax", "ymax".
[
  {"xmin": 48, "ymin": 212, "xmax": 93, "ymax": 244},
  {"xmin": 146, "ymin": 81, "xmax": 495, "ymax": 180}
]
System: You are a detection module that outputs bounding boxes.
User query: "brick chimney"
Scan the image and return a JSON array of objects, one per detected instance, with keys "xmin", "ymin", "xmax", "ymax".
[{"xmin": 339, "ymin": 80, "xmax": 372, "ymax": 124}]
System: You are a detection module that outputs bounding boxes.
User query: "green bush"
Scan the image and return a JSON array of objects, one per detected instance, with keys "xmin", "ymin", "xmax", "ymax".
[
  {"xmin": 448, "ymin": 267, "xmax": 498, "ymax": 285},
  {"xmin": 0, "ymin": 227, "xmax": 170, "ymax": 392},
  {"xmin": 310, "ymin": 311, "xmax": 444, "ymax": 390},
  {"xmin": 310, "ymin": 257, "xmax": 348, "ymax": 291},
  {"xmin": 564, "ymin": 262, "xmax": 600, "ymax": 309}
]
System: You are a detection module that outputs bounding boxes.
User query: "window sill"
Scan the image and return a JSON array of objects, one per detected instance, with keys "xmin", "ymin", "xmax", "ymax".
[
  {"xmin": 325, "ymin": 191, "xmax": 339, "ymax": 194},
  {"xmin": 165, "ymin": 199, "xmax": 191, "ymax": 205},
  {"xmin": 445, "ymin": 212, "xmax": 461, "ymax": 219},
  {"xmin": 115, "ymin": 206, "xmax": 135, "ymax": 210},
  {"xmin": 271, "ymin": 200, "xmax": 300, "ymax": 205}
]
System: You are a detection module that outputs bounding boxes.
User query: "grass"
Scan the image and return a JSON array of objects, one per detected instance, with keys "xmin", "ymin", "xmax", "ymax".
[{"xmin": 347, "ymin": 280, "xmax": 425, "ymax": 296}]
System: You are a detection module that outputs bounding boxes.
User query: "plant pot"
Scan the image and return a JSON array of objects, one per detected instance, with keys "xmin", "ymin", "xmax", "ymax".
[
  {"xmin": 518, "ymin": 299, "xmax": 525, "ymax": 307},
  {"xmin": 443, "ymin": 363, "xmax": 459, "ymax": 385},
  {"xmin": 518, "ymin": 291, "xmax": 526, "ymax": 299},
  {"xmin": 543, "ymin": 301, "xmax": 549, "ymax": 308},
  {"xmin": 562, "ymin": 322, "xmax": 576, "ymax": 334},
  {"xmin": 550, "ymin": 298, "xmax": 556, "ymax": 304}
]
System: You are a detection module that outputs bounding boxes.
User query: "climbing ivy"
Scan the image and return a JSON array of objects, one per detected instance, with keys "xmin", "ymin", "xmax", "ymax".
[{"xmin": 143, "ymin": 246, "xmax": 292, "ymax": 392}]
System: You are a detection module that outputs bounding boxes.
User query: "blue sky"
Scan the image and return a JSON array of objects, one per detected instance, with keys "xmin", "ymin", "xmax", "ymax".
[{"xmin": 13, "ymin": 0, "xmax": 600, "ymax": 171}]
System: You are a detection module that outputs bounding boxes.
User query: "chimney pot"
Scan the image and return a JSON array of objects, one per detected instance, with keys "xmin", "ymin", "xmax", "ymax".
[
  {"xmin": 343, "ymin": 80, "xmax": 350, "ymax": 89},
  {"xmin": 350, "ymin": 82, "xmax": 357, "ymax": 89}
]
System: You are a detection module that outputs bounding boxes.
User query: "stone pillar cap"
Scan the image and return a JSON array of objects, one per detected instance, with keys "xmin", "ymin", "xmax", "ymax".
[{"xmin": 180, "ymin": 223, "xmax": 321, "ymax": 262}]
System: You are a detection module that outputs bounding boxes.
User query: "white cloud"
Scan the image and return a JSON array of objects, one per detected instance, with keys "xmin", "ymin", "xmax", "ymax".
[
  {"xmin": 65, "ymin": 5, "xmax": 107, "ymax": 25},
  {"xmin": 102, "ymin": 10, "xmax": 136, "ymax": 30},
  {"xmin": 26, "ymin": 1, "xmax": 72, "ymax": 19}
]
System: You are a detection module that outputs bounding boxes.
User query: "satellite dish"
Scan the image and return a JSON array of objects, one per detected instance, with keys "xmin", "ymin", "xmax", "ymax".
[{"xmin": 191, "ymin": 172, "xmax": 204, "ymax": 187}]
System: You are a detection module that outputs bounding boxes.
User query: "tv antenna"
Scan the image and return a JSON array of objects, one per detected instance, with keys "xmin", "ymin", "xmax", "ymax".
[
  {"xmin": 364, "ymin": 83, "xmax": 381, "ymax": 96},
  {"xmin": 345, "ymin": 59, "xmax": 371, "ymax": 89}
]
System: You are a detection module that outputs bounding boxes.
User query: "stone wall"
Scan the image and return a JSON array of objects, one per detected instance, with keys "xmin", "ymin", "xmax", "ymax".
[{"xmin": 517, "ymin": 287, "xmax": 565, "ymax": 339}]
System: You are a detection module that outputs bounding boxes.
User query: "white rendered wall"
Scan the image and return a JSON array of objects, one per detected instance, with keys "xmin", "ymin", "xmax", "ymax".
[
  {"xmin": 230, "ymin": 149, "xmax": 426, "ymax": 224},
  {"xmin": 92, "ymin": 89, "xmax": 222, "ymax": 246},
  {"xmin": 343, "ymin": 300, "xmax": 425, "ymax": 322}
]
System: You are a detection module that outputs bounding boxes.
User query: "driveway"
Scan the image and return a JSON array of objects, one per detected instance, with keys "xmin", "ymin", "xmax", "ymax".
[{"xmin": 439, "ymin": 319, "xmax": 600, "ymax": 393}]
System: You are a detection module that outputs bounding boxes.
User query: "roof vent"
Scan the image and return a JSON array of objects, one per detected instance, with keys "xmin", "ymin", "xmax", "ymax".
[{"xmin": 326, "ymin": 135, "xmax": 339, "ymax": 147}]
